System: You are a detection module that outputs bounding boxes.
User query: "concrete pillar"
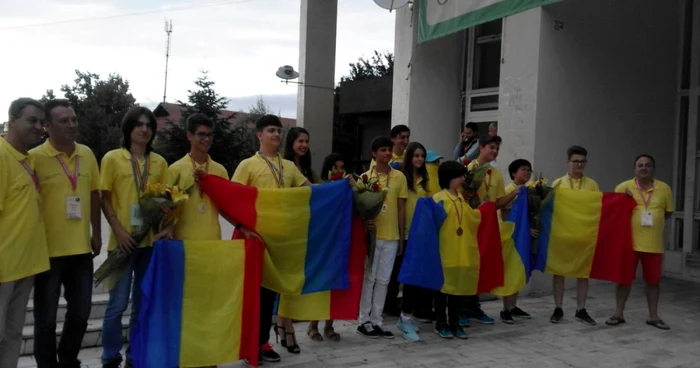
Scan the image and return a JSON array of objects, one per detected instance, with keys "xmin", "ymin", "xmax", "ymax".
[{"xmin": 297, "ymin": 0, "xmax": 337, "ymax": 173}]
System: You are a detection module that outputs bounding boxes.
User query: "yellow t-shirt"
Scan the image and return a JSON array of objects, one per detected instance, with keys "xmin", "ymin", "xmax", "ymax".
[
  {"xmin": 405, "ymin": 176, "xmax": 430, "ymax": 239},
  {"xmin": 615, "ymin": 179, "xmax": 674, "ymax": 254},
  {"xmin": 30, "ymin": 141, "xmax": 100, "ymax": 257},
  {"xmin": 100, "ymin": 148, "xmax": 170, "ymax": 251},
  {"xmin": 0, "ymin": 138, "xmax": 49, "ymax": 282},
  {"xmin": 432, "ymin": 190, "xmax": 480, "ymax": 295},
  {"xmin": 425, "ymin": 162, "xmax": 440, "ymax": 195},
  {"xmin": 231, "ymin": 154, "xmax": 308, "ymax": 189},
  {"xmin": 466, "ymin": 160, "xmax": 506, "ymax": 203},
  {"xmin": 169, "ymin": 155, "xmax": 228, "ymax": 241},
  {"xmin": 552, "ymin": 174, "xmax": 600, "ymax": 192},
  {"xmin": 362, "ymin": 167, "xmax": 408, "ymax": 241}
]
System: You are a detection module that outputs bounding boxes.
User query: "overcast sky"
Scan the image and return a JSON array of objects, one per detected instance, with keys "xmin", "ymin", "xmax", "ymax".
[{"xmin": 0, "ymin": 0, "xmax": 395, "ymax": 118}]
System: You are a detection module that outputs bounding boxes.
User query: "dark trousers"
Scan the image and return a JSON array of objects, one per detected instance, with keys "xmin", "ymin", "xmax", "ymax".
[
  {"xmin": 401, "ymin": 285, "xmax": 434, "ymax": 315},
  {"xmin": 259, "ymin": 287, "xmax": 278, "ymax": 347},
  {"xmin": 384, "ymin": 253, "xmax": 403, "ymax": 314},
  {"xmin": 460, "ymin": 295, "xmax": 482, "ymax": 316},
  {"xmin": 435, "ymin": 293, "xmax": 459, "ymax": 328},
  {"xmin": 33, "ymin": 253, "xmax": 93, "ymax": 368}
]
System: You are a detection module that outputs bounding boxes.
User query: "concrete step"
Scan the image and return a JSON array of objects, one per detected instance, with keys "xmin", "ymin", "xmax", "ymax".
[
  {"xmin": 25, "ymin": 293, "xmax": 132, "ymax": 327},
  {"xmin": 20, "ymin": 316, "xmax": 130, "ymax": 356}
]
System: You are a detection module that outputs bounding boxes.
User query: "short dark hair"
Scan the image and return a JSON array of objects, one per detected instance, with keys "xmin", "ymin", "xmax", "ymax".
[
  {"xmin": 8, "ymin": 98, "xmax": 44, "ymax": 120},
  {"xmin": 321, "ymin": 152, "xmax": 345, "ymax": 182},
  {"xmin": 567, "ymin": 145, "xmax": 588, "ymax": 160},
  {"xmin": 186, "ymin": 113, "xmax": 215, "ymax": 134},
  {"xmin": 390, "ymin": 124, "xmax": 410, "ymax": 138},
  {"xmin": 255, "ymin": 114, "xmax": 282, "ymax": 132},
  {"xmin": 370, "ymin": 136, "xmax": 393, "ymax": 152},
  {"xmin": 464, "ymin": 122, "xmax": 478, "ymax": 132},
  {"xmin": 479, "ymin": 135, "xmax": 502, "ymax": 147},
  {"xmin": 438, "ymin": 161, "xmax": 466, "ymax": 189},
  {"xmin": 634, "ymin": 154, "xmax": 655, "ymax": 168},
  {"xmin": 44, "ymin": 99, "xmax": 72, "ymax": 122},
  {"xmin": 508, "ymin": 159, "xmax": 532, "ymax": 180},
  {"xmin": 121, "ymin": 106, "xmax": 158, "ymax": 154}
]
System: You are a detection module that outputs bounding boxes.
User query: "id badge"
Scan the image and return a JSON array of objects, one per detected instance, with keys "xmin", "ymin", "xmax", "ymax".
[
  {"xmin": 65, "ymin": 196, "xmax": 82, "ymax": 220},
  {"xmin": 130, "ymin": 204, "xmax": 144, "ymax": 227},
  {"xmin": 641, "ymin": 211, "xmax": 653, "ymax": 227}
]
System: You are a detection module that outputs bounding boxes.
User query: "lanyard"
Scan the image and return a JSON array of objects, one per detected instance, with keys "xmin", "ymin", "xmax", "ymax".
[
  {"xmin": 189, "ymin": 154, "xmax": 209, "ymax": 197},
  {"xmin": 444, "ymin": 190, "xmax": 463, "ymax": 223},
  {"xmin": 635, "ymin": 179, "xmax": 654, "ymax": 209},
  {"xmin": 371, "ymin": 167, "xmax": 391, "ymax": 189},
  {"xmin": 20, "ymin": 160, "xmax": 40, "ymax": 191},
  {"xmin": 568, "ymin": 176, "xmax": 585, "ymax": 190},
  {"xmin": 257, "ymin": 152, "xmax": 284, "ymax": 188},
  {"xmin": 56, "ymin": 156, "xmax": 80, "ymax": 192},
  {"xmin": 130, "ymin": 153, "xmax": 150, "ymax": 195}
]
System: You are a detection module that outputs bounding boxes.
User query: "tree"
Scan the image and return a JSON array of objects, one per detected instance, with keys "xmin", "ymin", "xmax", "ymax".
[
  {"xmin": 155, "ymin": 71, "xmax": 257, "ymax": 175},
  {"xmin": 339, "ymin": 51, "xmax": 394, "ymax": 84},
  {"xmin": 237, "ymin": 95, "xmax": 273, "ymax": 125},
  {"xmin": 42, "ymin": 70, "xmax": 136, "ymax": 161}
]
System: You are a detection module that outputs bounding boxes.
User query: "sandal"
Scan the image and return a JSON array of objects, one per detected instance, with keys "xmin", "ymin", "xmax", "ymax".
[
  {"xmin": 324, "ymin": 326, "xmax": 341, "ymax": 341},
  {"xmin": 605, "ymin": 316, "xmax": 626, "ymax": 326},
  {"xmin": 285, "ymin": 332, "xmax": 301, "ymax": 354},
  {"xmin": 307, "ymin": 327, "xmax": 323, "ymax": 341},
  {"xmin": 646, "ymin": 319, "xmax": 670, "ymax": 330},
  {"xmin": 275, "ymin": 325, "xmax": 287, "ymax": 347}
]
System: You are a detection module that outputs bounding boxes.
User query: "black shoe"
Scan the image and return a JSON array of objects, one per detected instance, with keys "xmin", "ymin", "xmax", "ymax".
[
  {"xmin": 413, "ymin": 310, "xmax": 436, "ymax": 323},
  {"xmin": 500, "ymin": 310, "xmax": 514, "ymax": 324},
  {"xmin": 550, "ymin": 307, "xmax": 563, "ymax": 323},
  {"xmin": 575, "ymin": 309, "xmax": 596, "ymax": 326},
  {"xmin": 102, "ymin": 364, "xmax": 121, "ymax": 368},
  {"xmin": 260, "ymin": 343, "xmax": 281, "ymax": 362},
  {"xmin": 510, "ymin": 306, "xmax": 531, "ymax": 319},
  {"xmin": 357, "ymin": 322, "xmax": 379, "ymax": 339},
  {"xmin": 373, "ymin": 324, "xmax": 395, "ymax": 339}
]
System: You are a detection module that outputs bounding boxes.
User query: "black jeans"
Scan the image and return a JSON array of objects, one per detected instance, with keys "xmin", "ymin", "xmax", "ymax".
[
  {"xmin": 33, "ymin": 253, "xmax": 93, "ymax": 368},
  {"xmin": 259, "ymin": 286, "xmax": 278, "ymax": 347},
  {"xmin": 435, "ymin": 293, "xmax": 459, "ymax": 328},
  {"xmin": 460, "ymin": 295, "xmax": 481, "ymax": 316},
  {"xmin": 384, "ymin": 252, "xmax": 403, "ymax": 314},
  {"xmin": 401, "ymin": 285, "xmax": 434, "ymax": 315}
]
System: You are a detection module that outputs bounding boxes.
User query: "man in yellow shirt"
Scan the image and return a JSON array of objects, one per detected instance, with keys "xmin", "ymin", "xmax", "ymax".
[
  {"xmin": 607, "ymin": 155, "xmax": 673, "ymax": 330},
  {"xmin": 99, "ymin": 107, "xmax": 170, "ymax": 368},
  {"xmin": 30, "ymin": 99, "xmax": 101, "ymax": 368},
  {"xmin": 549, "ymin": 145, "xmax": 600, "ymax": 326},
  {"xmin": 231, "ymin": 115, "xmax": 310, "ymax": 364},
  {"xmin": 169, "ymin": 113, "xmax": 228, "ymax": 240},
  {"xmin": 0, "ymin": 98, "xmax": 50, "ymax": 368},
  {"xmin": 357, "ymin": 136, "xmax": 408, "ymax": 339}
]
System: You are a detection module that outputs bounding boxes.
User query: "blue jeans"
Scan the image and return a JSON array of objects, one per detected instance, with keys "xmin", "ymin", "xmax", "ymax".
[
  {"xmin": 101, "ymin": 247, "xmax": 153, "ymax": 366},
  {"xmin": 33, "ymin": 253, "xmax": 93, "ymax": 368}
]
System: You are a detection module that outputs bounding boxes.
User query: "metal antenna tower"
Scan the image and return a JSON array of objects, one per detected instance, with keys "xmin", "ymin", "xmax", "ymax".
[{"xmin": 162, "ymin": 19, "xmax": 173, "ymax": 103}]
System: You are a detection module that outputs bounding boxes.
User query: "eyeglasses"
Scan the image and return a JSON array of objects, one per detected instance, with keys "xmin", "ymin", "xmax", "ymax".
[
  {"xmin": 636, "ymin": 163, "xmax": 654, "ymax": 169},
  {"xmin": 570, "ymin": 160, "xmax": 588, "ymax": 165},
  {"xmin": 195, "ymin": 132, "xmax": 214, "ymax": 139}
]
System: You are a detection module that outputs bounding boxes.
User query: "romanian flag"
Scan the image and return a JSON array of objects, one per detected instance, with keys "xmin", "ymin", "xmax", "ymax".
[
  {"xmin": 132, "ymin": 239, "xmax": 263, "ymax": 368},
  {"xmin": 536, "ymin": 189, "xmax": 637, "ymax": 284},
  {"xmin": 199, "ymin": 174, "xmax": 354, "ymax": 295},
  {"xmin": 399, "ymin": 199, "xmax": 504, "ymax": 295},
  {"xmin": 277, "ymin": 216, "xmax": 367, "ymax": 320},
  {"xmin": 492, "ymin": 187, "xmax": 533, "ymax": 296}
]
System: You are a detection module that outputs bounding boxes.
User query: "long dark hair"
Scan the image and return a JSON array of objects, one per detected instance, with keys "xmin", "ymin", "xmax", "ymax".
[
  {"xmin": 283, "ymin": 127, "xmax": 313, "ymax": 181},
  {"xmin": 402, "ymin": 142, "xmax": 429, "ymax": 192},
  {"xmin": 320, "ymin": 153, "xmax": 345, "ymax": 182},
  {"xmin": 121, "ymin": 106, "xmax": 157, "ymax": 154}
]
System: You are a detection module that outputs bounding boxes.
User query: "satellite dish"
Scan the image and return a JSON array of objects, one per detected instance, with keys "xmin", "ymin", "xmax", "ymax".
[
  {"xmin": 276, "ymin": 65, "xmax": 299, "ymax": 80},
  {"xmin": 373, "ymin": 0, "xmax": 410, "ymax": 12}
]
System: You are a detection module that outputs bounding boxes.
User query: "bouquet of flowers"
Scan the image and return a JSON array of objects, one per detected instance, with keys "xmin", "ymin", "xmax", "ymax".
[
  {"xmin": 461, "ymin": 159, "xmax": 492, "ymax": 208},
  {"xmin": 94, "ymin": 183, "xmax": 190, "ymax": 289},
  {"xmin": 525, "ymin": 173, "xmax": 552, "ymax": 233},
  {"xmin": 328, "ymin": 166, "xmax": 348, "ymax": 182},
  {"xmin": 352, "ymin": 173, "xmax": 388, "ymax": 264}
]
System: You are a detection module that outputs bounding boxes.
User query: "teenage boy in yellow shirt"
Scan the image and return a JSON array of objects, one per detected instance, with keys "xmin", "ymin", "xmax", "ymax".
[
  {"xmin": 0, "ymin": 98, "xmax": 50, "ymax": 368},
  {"xmin": 549, "ymin": 145, "xmax": 600, "ymax": 326}
]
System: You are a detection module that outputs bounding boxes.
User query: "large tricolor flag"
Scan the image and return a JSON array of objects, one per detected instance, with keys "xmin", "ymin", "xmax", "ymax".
[
  {"xmin": 199, "ymin": 174, "xmax": 354, "ymax": 295},
  {"xmin": 536, "ymin": 189, "xmax": 637, "ymax": 284},
  {"xmin": 132, "ymin": 239, "xmax": 263, "ymax": 368}
]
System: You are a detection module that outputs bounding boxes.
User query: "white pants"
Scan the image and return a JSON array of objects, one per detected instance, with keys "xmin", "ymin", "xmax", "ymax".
[
  {"xmin": 359, "ymin": 240, "xmax": 398, "ymax": 327},
  {"xmin": 0, "ymin": 276, "xmax": 34, "ymax": 368}
]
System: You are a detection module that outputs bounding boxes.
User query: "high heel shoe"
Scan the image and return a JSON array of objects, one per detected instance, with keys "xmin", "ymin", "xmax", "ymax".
[
  {"xmin": 275, "ymin": 325, "xmax": 287, "ymax": 347},
  {"xmin": 285, "ymin": 332, "xmax": 301, "ymax": 354}
]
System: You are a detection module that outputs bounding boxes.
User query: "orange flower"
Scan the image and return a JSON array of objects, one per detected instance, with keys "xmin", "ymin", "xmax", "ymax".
[
  {"xmin": 462, "ymin": 159, "xmax": 471, "ymax": 166},
  {"xmin": 361, "ymin": 174, "xmax": 369, "ymax": 181},
  {"xmin": 487, "ymin": 169, "xmax": 492, "ymax": 175},
  {"xmin": 372, "ymin": 183, "xmax": 380, "ymax": 191}
]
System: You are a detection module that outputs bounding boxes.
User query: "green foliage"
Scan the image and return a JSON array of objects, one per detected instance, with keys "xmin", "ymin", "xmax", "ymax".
[
  {"xmin": 339, "ymin": 51, "xmax": 394, "ymax": 84},
  {"xmin": 155, "ymin": 71, "xmax": 257, "ymax": 176}
]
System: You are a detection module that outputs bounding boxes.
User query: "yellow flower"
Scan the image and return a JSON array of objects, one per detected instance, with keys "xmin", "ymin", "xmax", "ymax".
[
  {"xmin": 526, "ymin": 181, "xmax": 537, "ymax": 189},
  {"xmin": 144, "ymin": 182, "xmax": 166, "ymax": 196},
  {"xmin": 540, "ymin": 178, "xmax": 549, "ymax": 186},
  {"xmin": 169, "ymin": 186, "xmax": 189, "ymax": 203}
]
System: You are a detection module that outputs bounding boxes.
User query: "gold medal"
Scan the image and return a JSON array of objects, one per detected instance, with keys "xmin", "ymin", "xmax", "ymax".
[
  {"xmin": 198, "ymin": 202, "xmax": 207, "ymax": 213},
  {"xmin": 457, "ymin": 227, "xmax": 463, "ymax": 236}
]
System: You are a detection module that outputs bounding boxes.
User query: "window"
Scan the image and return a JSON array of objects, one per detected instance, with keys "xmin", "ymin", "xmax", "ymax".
[{"xmin": 472, "ymin": 19, "xmax": 502, "ymax": 90}]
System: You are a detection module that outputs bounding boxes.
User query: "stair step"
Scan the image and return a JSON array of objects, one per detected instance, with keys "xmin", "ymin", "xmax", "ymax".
[
  {"xmin": 20, "ymin": 316, "xmax": 130, "ymax": 356},
  {"xmin": 25, "ymin": 294, "xmax": 131, "ymax": 326}
]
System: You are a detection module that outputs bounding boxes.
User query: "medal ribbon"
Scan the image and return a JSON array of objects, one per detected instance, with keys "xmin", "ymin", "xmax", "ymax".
[
  {"xmin": 130, "ymin": 154, "xmax": 150, "ymax": 195},
  {"xmin": 56, "ymin": 156, "xmax": 80, "ymax": 192},
  {"xmin": 371, "ymin": 167, "xmax": 391, "ymax": 189},
  {"xmin": 20, "ymin": 160, "xmax": 40, "ymax": 191},
  {"xmin": 445, "ymin": 190, "xmax": 464, "ymax": 225},
  {"xmin": 258, "ymin": 152, "xmax": 284, "ymax": 188},
  {"xmin": 189, "ymin": 154, "xmax": 209, "ymax": 197},
  {"xmin": 635, "ymin": 179, "xmax": 654, "ymax": 209},
  {"xmin": 568, "ymin": 175, "xmax": 585, "ymax": 190}
]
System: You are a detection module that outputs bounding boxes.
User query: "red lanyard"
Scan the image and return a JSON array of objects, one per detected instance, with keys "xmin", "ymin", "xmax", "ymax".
[
  {"xmin": 130, "ymin": 154, "xmax": 150, "ymax": 195},
  {"xmin": 20, "ymin": 160, "xmax": 40, "ymax": 191},
  {"xmin": 635, "ymin": 179, "xmax": 653, "ymax": 209},
  {"xmin": 258, "ymin": 153, "xmax": 284, "ymax": 188},
  {"xmin": 56, "ymin": 156, "xmax": 80, "ymax": 192}
]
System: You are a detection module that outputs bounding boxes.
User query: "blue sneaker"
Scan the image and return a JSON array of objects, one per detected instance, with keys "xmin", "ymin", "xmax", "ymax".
[
  {"xmin": 459, "ymin": 315, "xmax": 471, "ymax": 327},
  {"xmin": 434, "ymin": 325, "xmax": 453, "ymax": 339},
  {"xmin": 474, "ymin": 310, "xmax": 495, "ymax": 325},
  {"xmin": 452, "ymin": 326, "xmax": 468, "ymax": 340},
  {"xmin": 397, "ymin": 318, "xmax": 420, "ymax": 341}
]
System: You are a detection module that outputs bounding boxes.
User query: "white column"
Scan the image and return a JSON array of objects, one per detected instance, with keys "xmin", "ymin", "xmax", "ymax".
[{"xmin": 298, "ymin": 0, "xmax": 338, "ymax": 172}]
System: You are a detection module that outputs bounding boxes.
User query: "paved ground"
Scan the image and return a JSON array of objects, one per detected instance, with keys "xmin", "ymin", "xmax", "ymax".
[{"xmin": 18, "ymin": 277, "xmax": 700, "ymax": 368}]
